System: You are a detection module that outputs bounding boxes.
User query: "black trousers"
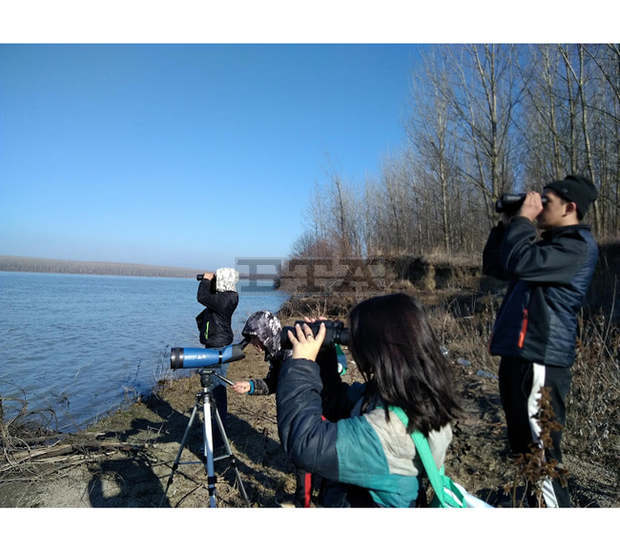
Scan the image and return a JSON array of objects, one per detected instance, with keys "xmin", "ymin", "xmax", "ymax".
[
  {"xmin": 293, "ymin": 469, "xmax": 350, "ymax": 507},
  {"xmin": 498, "ymin": 356, "xmax": 572, "ymax": 507},
  {"xmin": 208, "ymin": 364, "xmax": 228, "ymax": 448},
  {"xmin": 294, "ymin": 468, "xmax": 313, "ymax": 507}
]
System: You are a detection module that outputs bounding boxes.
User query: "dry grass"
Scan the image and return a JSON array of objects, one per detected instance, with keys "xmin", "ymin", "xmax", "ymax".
[
  {"xmin": 0, "ymin": 388, "xmax": 60, "ymax": 451},
  {"xmin": 566, "ymin": 311, "xmax": 619, "ymax": 463},
  {"xmin": 418, "ymin": 248, "xmax": 481, "ymax": 266},
  {"xmin": 428, "ymin": 293, "xmax": 618, "ymax": 506},
  {"xmin": 503, "ymin": 387, "xmax": 569, "ymax": 507}
]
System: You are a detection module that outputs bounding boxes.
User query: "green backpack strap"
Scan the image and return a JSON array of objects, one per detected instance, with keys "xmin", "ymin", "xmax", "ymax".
[
  {"xmin": 335, "ymin": 343, "xmax": 347, "ymax": 375},
  {"xmin": 389, "ymin": 406, "xmax": 465, "ymax": 508}
]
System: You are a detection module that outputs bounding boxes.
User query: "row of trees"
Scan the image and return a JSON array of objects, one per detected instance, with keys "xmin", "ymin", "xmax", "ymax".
[
  {"xmin": 0, "ymin": 256, "xmax": 200, "ymax": 278},
  {"xmin": 293, "ymin": 44, "xmax": 619, "ymax": 260}
]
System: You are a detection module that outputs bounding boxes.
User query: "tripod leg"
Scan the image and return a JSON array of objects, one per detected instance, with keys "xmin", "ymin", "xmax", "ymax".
[
  {"xmin": 213, "ymin": 404, "xmax": 250, "ymax": 505},
  {"xmin": 159, "ymin": 403, "xmax": 199, "ymax": 507},
  {"xmin": 202, "ymin": 391, "xmax": 217, "ymax": 508}
]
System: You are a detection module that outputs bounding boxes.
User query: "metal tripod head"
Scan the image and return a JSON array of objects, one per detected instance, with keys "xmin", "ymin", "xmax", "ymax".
[{"xmin": 197, "ymin": 368, "xmax": 234, "ymax": 390}]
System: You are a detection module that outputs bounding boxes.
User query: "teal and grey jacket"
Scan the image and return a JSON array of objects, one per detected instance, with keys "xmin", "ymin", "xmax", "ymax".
[{"xmin": 276, "ymin": 357, "xmax": 452, "ymax": 507}]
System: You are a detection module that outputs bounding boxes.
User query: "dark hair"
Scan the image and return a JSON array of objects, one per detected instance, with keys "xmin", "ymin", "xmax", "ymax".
[{"xmin": 349, "ymin": 293, "xmax": 461, "ymax": 436}]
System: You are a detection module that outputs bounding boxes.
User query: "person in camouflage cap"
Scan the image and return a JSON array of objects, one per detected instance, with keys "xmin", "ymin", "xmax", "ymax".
[
  {"xmin": 231, "ymin": 311, "xmax": 289, "ymax": 395},
  {"xmin": 232, "ymin": 311, "xmax": 348, "ymax": 507}
]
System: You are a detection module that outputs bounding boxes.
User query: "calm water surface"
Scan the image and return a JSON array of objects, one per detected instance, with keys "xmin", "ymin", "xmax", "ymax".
[{"xmin": 0, "ymin": 272, "xmax": 289, "ymax": 432}]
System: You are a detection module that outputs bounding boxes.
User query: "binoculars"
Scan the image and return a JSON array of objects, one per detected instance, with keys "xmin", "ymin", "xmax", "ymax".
[
  {"xmin": 495, "ymin": 193, "xmax": 548, "ymax": 214},
  {"xmin": 280, "ymin": 320, "xmax": 350, "ymax": 349}
]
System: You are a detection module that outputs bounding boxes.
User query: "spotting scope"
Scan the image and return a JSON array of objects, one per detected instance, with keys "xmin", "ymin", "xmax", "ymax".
[{"xmin": 170, "ymin": 341, "xmax": 247, "ymax": 371}]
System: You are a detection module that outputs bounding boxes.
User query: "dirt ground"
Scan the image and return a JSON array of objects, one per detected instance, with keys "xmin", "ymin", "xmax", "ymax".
[{"xmin": 1, "ymin": 315, "xmax": 618, "ymax": 508}]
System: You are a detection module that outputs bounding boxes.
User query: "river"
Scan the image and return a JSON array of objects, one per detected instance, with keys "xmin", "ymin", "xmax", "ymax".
[{"xmin": 0, "ymin": 271, "xmax": 289, "ymax": 432}]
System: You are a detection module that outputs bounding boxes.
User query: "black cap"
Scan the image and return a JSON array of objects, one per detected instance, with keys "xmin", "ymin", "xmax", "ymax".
[{"xmin": 544, "ymin": 174, "xmax": 598, "ymax": 218}]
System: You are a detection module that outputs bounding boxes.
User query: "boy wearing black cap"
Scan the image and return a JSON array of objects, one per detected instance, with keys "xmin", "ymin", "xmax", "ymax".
[{"xmin": 483, "ymin": 175, "xmax": 599, "ymax": 507}]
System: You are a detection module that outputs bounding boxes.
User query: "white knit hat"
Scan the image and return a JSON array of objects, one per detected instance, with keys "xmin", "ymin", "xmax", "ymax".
[{"xmin": 215, "ymin": 267, "xmax": 239, "ymax": 292}]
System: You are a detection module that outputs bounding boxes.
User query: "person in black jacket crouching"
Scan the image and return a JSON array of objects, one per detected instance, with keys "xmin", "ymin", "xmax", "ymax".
[
  {"xmin": 231, "ymin": 311, "xmax": 349, "ymax": 507},
  {"xmin": 483, "ymin": 175, "xmax": 598, "ymax": 507},
  {"xmin": 196, "ymin": 267, "xmax": 239, "ymax": 444}
]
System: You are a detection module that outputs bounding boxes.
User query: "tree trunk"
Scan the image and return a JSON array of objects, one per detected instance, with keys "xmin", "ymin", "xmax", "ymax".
[
  {"xmin": 334, "ymin": 178, "xmax": 349, "ymax": 257},
  {"xmin": 576, "ymin": 45, "xmax": 601, "ymax": 232},
  {"xmin": 561, "ymin": 46, "xmax": 578, "ymax": 174}
]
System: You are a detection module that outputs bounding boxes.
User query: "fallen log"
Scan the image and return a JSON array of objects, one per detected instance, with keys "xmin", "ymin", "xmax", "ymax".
[
  {"xmin": 24, "ymin": 450, "xmax": 115, "ymax": 466},
  {"xmin": 8, "ymin": 444, "xmax": 74, "ymax": 462},
  {"xmin": 71, "ymin": 440, "xmax": 144, "ymax": 453},
  {"xmin": 22, "ymin": 433, "xmax": 64, "ymax": 443},
  {"xmin": 2, "ymin": 440, "xmax": 146, "ymax": 465}
]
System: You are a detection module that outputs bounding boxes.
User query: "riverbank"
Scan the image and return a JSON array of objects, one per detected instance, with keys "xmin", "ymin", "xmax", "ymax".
[
  {"xmin": 1, "ymin": 291, "xmax": 617, "ymax": 508},
  {"xmin": 0, "ymin": 255, "xmax": 205, "ymax": 278}
]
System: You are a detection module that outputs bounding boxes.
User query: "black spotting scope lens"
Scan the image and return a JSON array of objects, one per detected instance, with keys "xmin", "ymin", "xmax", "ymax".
[{"xmin": 170, "ymin": 347, "xmax": 184, "ymax": 370}]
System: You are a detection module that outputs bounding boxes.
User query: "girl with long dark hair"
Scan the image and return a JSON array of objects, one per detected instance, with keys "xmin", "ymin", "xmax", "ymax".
[{"xmin": 276, "ymin": 293, "xmax": 461, "ymax": 507}]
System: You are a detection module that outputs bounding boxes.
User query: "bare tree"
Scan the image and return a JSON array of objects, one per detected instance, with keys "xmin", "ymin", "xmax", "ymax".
[
  {"xmin": 292, "ymin": 44, "xmax": 619, "ymax": 265},
  {"xmin": 435, "ymin": 45, "xmax": 526, "ymax": 228},
  {"xmin": 521, "ymin": 44, "xmax": 619, "ymax": 237},
  {"xmin": 407, "ymin": 51, "xmax": 456, "ymax": 253},
  {"xmin": 559, "ymin": 45, "xmax": 601, "ymax": 232}
]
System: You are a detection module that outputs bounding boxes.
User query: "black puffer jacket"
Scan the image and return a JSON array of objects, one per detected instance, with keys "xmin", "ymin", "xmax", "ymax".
[
  {"xmin": 196, "ymin": 279, "xmax": 238, "ymax": 347},
  {"xmin": 483, "ymin": 217, "xmax": 598, "ymax": 368},
  {"xmin": 251, "ymin": 347, "xmax": 350, "ymax": 423}
]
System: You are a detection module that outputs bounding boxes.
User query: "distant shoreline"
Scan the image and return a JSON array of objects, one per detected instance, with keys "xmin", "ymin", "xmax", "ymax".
[
  {"xmin": 0, "ymin": 255, "xmax": 201, "ymax": 279},
  {"xmin": 0, "ymin": 255, "xmax": 282, "ymax": 285}
]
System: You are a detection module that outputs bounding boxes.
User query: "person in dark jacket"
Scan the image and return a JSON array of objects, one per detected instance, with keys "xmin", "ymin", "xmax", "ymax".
[
  {"xmin": 196, "ymin": 267, "xmax": 239, "ymax": 348},
  {"xmin": 276, "ymin": 294, "xmax": 461, "ymax": 507},
  {"xmin": 196, "ymin": 267, "xmax": 239, "ymax": 443},
  {"xmin": 231, "ymin": 310, "xmax": 348, "ymax": 507},
  {"xmin": 483, "ymin": 174, "xmax": 599, "ymax": 508},
  {"xmin": 231, "ymin": 311, "xmax": 288, "ymax": 396}
]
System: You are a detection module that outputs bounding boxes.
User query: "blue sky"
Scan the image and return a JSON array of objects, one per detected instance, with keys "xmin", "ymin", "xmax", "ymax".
[{"xmin": 0, "ymin": 44, "xmax": 424, "ymax": 269}]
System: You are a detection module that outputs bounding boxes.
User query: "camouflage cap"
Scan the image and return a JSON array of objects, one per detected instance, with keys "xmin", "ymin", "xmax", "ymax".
[{"xmin": 242, "ymin": 311, "xmax": 282, "ymax": 358}]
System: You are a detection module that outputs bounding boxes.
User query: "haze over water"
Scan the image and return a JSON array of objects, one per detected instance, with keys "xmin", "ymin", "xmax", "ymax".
[{"xmin": 0, "ymin": 271, "xmax": 288, "ymax": 432}]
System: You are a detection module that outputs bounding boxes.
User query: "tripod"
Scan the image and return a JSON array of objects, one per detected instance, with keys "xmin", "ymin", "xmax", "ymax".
[{"xmin": 160, "ymin": 369, "xmax": 249, "ymax": 507}]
